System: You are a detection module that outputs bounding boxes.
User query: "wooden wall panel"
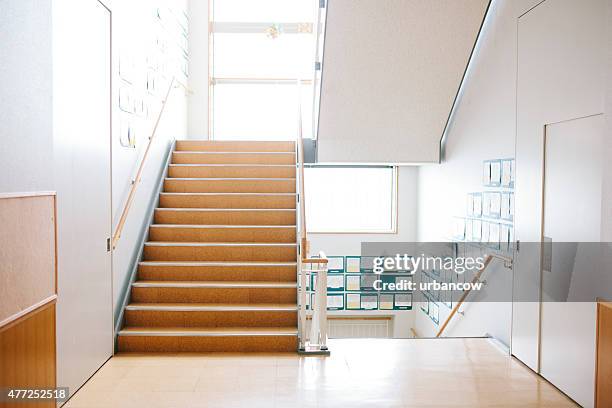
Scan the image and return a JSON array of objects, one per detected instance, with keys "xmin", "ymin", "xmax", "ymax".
[
  {"xmin": 596, "ymin": 302, "xmax": 612, "ymax": 408},
  {"xmin": 0, "ymin": 302, "xmax": 56, "ymax": 408},
  {"xmin": 0, "ymin": 193, "xmax": 56, "ymax": 326},
  {"xmin": 0, "ymin": 192, "xmax": 57, "ymax": 407}
]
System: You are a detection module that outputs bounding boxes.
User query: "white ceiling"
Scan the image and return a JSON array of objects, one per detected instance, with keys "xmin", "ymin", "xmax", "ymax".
[{"xmin": 317, "ymin": 0, "xmax": 490, "ymax": 164}]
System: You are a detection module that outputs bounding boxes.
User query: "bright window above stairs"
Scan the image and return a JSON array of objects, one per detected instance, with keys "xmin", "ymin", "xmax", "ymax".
[{"xmin": 210, "ymin": 0, "xmax": 320, "ymax": 140}]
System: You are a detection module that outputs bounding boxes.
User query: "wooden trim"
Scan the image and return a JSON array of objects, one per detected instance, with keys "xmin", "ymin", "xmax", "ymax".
[
  {"xmin": 596, "ymin": 301, "xmax": 601, "ymax": 407},
  {"xmin": 0, "ymin": 191, "xmax": 56, "ymax": 199},
  {"xmin": 0, "ymin": 296, "xmax": 57, "ymax": 333},
  {"xmin": 596, "ymin": 299, "xmax": 612, "ymax": 407},
  {"xmin": 53, "ymin": 195, "xmax": 58, "ymax": 295}
]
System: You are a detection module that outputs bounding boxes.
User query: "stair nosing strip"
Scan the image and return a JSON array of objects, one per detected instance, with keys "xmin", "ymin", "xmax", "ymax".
[
  {"xmin": 138, "ymin": 261, "xmax": 297, "ymax": 266},
  {"xmin": 160, "ymin": 192, "xmax": 296, "ymax": 196},
  {"xmin": 165, "ymin": 177, "xmax": 296, "ymax": 181},
  {"xmin": 144, "ymin": 242, "xmax": 297, "ymax": 247},
  {"xmin": 173, "ymin": 151, "xmax": 295, "ymax": 155},
  {"xmin": 118, "ymin": 330, "xmax": 297, "ymax": 337},
  {"xmin": 132, "ymin": 282, "xmax": 297, "ymax": 288},
  {"xmin": 125, "ymin": 305, "xmax": 298, "ymax": 312},
  {"xmin": 150, "ymin": 224, "xmax": 295, "ymax": 228},
  {"xmin": 155, "ymin": 208, "xmax": 296, "ymax": 212},
  {"xmin": 169, "ymin": 164, "xmax": 295, "ymax": 167}
]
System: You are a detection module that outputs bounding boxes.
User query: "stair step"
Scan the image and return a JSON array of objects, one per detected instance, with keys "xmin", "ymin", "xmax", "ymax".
[
  {"xmin": 168, "ymin": 164, "xmax": 296, "ymax": 179},
  {"xmin": 154, "ymin": 208, "xmax": 296, "ymax": 226},
  {"xmin": 158, "ymin": 193, "xmax": 296, "ymax": 209},
  {"xmin": 132, "ymin": 281, "xmax": 297, "ymax": 288},
  {"xmin": 124, "ymin": 303, "xmax": 297, "ymax": 328},
  {"xmin": 137, "ymin": 261, "xmax": 297, "ymax": 282},
  {"xmin": 172, "ymin": 151, "xmax": 296, "ymax": 165},
  {"xmin": 143, "ymin": 242, "xmax": 297, "ymax": 262},
  {"xmin": 117, "ymin": 327, "xmax": 297, "ymax": 352},
  {"xmin": 130, "ymin": 281, "xmax": 297, "ymax": 303},
  {"xmin": 148, "ymin": 224, "xmax": 296, "ymax": 243},
  {"xmin": 119, "ymin": 326, "xmax": 297, "ymax": 336},
  {"xmin": 164, "ymin": 178, "xmax": 296, "ymax": 194},
  {"xmin": 175, "ymin": 140, "xmax": 296, "ymax": 152},
  {"xmin": 125, "ymin": 302, "xmax": 297, "ymax": 311}
]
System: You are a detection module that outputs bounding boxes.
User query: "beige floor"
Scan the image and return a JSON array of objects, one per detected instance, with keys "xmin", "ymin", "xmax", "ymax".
[{"xmin": 64, "ymin": 338, "xmax": 577, "ymax": 408}]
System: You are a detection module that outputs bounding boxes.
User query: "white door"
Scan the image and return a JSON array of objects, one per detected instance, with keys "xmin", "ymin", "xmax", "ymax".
[
  {"xmin": 540, "ymin": 115, "xmax": 603, "ymax": 408},
  {"xmin": 513, "ymin": 0, "xmax": 605, "ymax": 374},
  {"xmin": 54, "ymin": 0, "xmax": 113, "ymax": 398}
]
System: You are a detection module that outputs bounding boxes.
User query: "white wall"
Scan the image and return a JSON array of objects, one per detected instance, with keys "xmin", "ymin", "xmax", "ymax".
[
  {"xmin": 109, "ymin": 0, "xmax": 190, "ymax": 322},
  {"xmin": 0, "ymin": 0, "xmax": 53, "ymax": 193},
  {"xmin": 187, "ymin": 0, "xmax": 209, "ymax": 138},
  {"xmin": 605, "ymin": 0, "xmax": 612, "ymax": 243},
  {"xmin": 416, "ymin": 0, "xmax": 539, "ymax": 346}
]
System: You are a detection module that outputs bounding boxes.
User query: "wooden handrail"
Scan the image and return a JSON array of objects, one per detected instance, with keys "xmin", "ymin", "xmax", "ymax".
[
  {"xmin": 112, "ymin": 76, "xmax": 186, "ymax": 249},
  {"xmin": 296, "ymin": 80, "xmax": 307, "ymax": 247},
  {"xmin": 436, "ymin": 253, "xmax": 512, "ymax": 337},
  {"xmin": 302, "ymin": 257, "xmax": 328, "ymax": 264}
]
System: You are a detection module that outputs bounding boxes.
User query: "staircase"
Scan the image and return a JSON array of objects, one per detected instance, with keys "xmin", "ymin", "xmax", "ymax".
[{"xmin": 117, "ymin": 140, "xmax": 299, "ymax": 352}]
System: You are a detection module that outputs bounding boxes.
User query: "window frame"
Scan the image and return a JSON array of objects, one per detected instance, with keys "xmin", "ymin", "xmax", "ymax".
[{"xmin": 304, "ymin": 165, "xmax": 399, "ymax": 234}]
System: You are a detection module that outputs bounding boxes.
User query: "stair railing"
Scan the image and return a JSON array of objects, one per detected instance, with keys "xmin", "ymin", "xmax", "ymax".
[
  {"xmin": 112, "ymin": 76, "xmax": 190, "ymax": 249},
  {"xmin": 295, "ymin": 79, "xmax": 329, "ymax": 353},
  {"xmin": 436, "ymin": 253, "xmax": 513, "ymax": 337}
]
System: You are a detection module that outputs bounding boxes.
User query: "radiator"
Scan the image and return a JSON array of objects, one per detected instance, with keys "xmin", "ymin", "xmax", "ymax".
[{"xmin": 328, "ymin": 319, "xmax": 391, "ymax": 338}]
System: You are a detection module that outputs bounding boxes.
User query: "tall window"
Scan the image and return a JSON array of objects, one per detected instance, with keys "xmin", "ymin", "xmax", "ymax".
[
  {"xmin": 304, "ymin": 167, "xmax": 397, "ymax": 233},
  {"xmin": 210, "ymin": 0, "xmax": 319, "ymax": 140}
]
